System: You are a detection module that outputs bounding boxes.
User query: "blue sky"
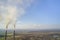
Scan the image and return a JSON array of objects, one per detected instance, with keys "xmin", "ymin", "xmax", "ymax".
[
  {"xmin": 0, "ymin": 0, "xmax": 60, "ymax": 30},
  {"xmin": 19, "ymin": 0, "xmax": 60, "ymax": 24}
]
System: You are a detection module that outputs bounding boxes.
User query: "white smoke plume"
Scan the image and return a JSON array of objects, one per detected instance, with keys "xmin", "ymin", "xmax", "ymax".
[{"xmin": 0, "ymin": 0, "xmax": 34, "ymax": 29}]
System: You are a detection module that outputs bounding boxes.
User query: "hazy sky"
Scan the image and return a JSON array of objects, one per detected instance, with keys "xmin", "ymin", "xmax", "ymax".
[{"xmin": 0, "ymin": 0, "xmax": 60, "ymax": 30}]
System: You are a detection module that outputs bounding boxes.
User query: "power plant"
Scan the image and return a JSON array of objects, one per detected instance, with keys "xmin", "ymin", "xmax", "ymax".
[{"xmin": 5, "ymin": 22, "xmax": 16, "ymax": 40}]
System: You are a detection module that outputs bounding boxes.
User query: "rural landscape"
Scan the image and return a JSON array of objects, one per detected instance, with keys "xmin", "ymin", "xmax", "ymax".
[{"xmin": 0, "ymin": 30, "xmax": 60, "ymax": 40}]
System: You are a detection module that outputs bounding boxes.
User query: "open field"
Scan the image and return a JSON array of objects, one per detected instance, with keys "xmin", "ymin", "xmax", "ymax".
[{"xmin": 0, "ymin": 32, "xmax": 60, "ymax": 40}]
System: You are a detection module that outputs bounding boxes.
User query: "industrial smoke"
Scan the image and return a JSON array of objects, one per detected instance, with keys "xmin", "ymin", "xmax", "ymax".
[{"xmin": 0, "ymin": 0, "xmax": 33, "ymax": 28}]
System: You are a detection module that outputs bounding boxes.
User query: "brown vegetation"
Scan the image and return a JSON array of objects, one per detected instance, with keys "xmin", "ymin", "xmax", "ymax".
[{"xmin": 6, "ymin": 32, "xmax": 60, "ymax": 40}]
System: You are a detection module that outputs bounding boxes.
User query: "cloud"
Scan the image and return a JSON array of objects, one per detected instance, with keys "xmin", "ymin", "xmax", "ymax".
[
  {"xmin": 15, "ymin": 21, "xmax": 60, "ymax": 30},
  {"xmin": 16, "ymin": 23, "xmax": 41, "ymax": 29},
  {"xmin": 0, "ymin": 20, "xmax": 60, "ymax": 30},
  {"xmin": 11, "ymin": 21, "xmax": 60, "ymax": 30}
]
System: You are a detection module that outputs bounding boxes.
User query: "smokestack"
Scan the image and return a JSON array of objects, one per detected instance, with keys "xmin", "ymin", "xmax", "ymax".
[
  {"xmin": 5, "ymin": 29, "xmax": 7, "ymax": 40},
  {"xmin": 13, "ymin": 22, "xmax": 16, "ymax": 40},
  {"xmin": 5, "ymin": 21, "xmax": 16, "ymax": 40},
  {"xmin": 5, "ymin": 21, "xmax": 11, "ymax": 40},
  {"xmin": 5, "ymin": 24, "xmax": 8, "ymax": 40}
]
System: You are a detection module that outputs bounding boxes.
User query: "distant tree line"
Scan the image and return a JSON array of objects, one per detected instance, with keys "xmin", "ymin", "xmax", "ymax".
[{"xmin": 0, "ymin": 35, "xmax": 4, "ymax": 37}]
